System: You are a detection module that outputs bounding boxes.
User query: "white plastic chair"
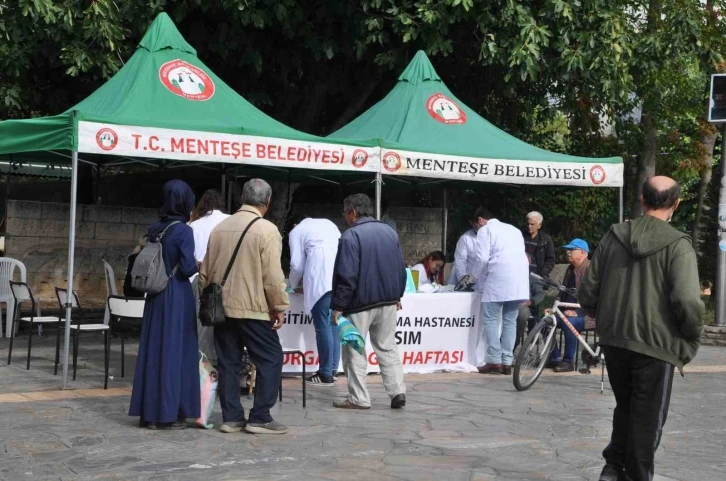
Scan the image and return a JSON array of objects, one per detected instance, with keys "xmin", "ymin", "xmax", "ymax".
[
  {"xmin": 102, "ymin": 260, "xmax": 119, "ymax": 326},
  {"xmin": 107, "ymin": 295, "xmax": 145, "ymax": 378},
  {"xmin": 0, "ymin": 258, "xmax": 41, "ymax": 337}
]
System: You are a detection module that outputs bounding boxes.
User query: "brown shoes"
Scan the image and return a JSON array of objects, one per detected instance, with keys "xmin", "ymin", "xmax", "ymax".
[
  {"xmin": 333, "ymin": 399, "xmax": 370, "ymax": 410},
  {"xmin": 501, "ymin": 365, "xmax": 512, "ymax": 376},
  {"xmin": 553, "ymin": 362, "xmax": 575, "ymax": 373},
  {"xmin": 477, "ymin": 363, "xmax": 503, "ymax": 374}
]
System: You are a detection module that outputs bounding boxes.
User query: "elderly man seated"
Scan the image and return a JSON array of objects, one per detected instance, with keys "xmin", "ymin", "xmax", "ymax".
[
  {"xmin": 515, "ymin": 279, "xmax": 545, "ymax": 350},
  {"xmin": 549, "ymin": 238, "xmax": 594, "ymax": 373}
]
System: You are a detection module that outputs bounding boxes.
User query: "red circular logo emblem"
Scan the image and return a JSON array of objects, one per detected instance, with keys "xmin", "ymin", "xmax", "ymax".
[
  {"xmin": 427, "ymin": 93, "xmax": 467, "ymax": 125},
  {"xmin": 590, "ymin": 165, "xmax": 606, "ymax": 185},
  {"xmin": 351, "ymin": 149, "xmax": 368, "ymax": 168},
  {"xmin": 383, "ymin": 152, "xmax": 402, "ymax": 173},
  {"xmin": 159, "ymin": 59, "xmax": 215, "ymax": 101},
  {"xmin": 96, "ymin": 128, "xmax": 118, "ymax": 151}
]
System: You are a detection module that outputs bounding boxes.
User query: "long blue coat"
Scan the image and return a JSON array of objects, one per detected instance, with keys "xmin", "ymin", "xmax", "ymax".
[{"xmin": 129, "ymin": 181, "xmax": 200, "ymax": 423}]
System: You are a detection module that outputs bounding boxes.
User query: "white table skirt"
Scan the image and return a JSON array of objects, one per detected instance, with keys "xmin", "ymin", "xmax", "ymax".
[{"xmin": 279, "ymin": 292, "xmax": 501, "ymax": 374}]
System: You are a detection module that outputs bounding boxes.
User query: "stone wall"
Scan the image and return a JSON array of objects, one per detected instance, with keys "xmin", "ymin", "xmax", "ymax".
[
  {"xmin": 5, "ymin": 201, "xmax": 445, "ymax": 307},
  {"xmin": 293, "ymin": 204, "xmax": 444, "ymax": 266},
  {"xmin": 701, "ymin": 326, "xmax": 726, "ymax": 347},
  {"xmin": 5, "ymin": 200, "xmax": 157, "ymax": 308}
]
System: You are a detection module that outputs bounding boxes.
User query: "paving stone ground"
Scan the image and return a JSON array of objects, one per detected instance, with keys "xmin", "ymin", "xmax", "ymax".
[{"xmin": 0, "ymin": 331, "xmax": 724, "ymax": 481}]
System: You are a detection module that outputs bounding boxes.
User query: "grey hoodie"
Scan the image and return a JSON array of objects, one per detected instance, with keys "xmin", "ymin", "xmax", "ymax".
[{"xmin": 579, "ymin": 216, "xmax": 704, "ymax": 368}]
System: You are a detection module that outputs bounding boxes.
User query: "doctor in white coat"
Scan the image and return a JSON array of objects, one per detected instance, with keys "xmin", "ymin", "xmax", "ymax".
[
  {"xmin": 189, "ymin": 189, "xmax": 230, "ymax": 364},
  {"xmin": 447, "ymin": 210, "xmax": 487, "ymax": 285},
  {"xmin": 289, "ymin": 214, "xmax": 341, "ymax": 386},
  {"xmin": 470, "ymin": 207, "xmax": 529, "ymax": 375}
]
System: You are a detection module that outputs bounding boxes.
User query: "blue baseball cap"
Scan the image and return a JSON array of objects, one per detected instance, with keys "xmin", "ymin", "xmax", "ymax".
[{"xmin": 563, "ymin": 238, "xmax": 589, "ymax": 253}]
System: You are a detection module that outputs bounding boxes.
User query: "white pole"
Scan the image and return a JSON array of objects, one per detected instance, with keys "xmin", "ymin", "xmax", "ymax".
[
  {"xmin": 715, "ymin": 126, "xmax": 726, "ymax": 326},
  {"xmin": 619, "ymin": 187, "xmax": 624, "ymax": 223},
  {"xmin": 442, "ymin": 187, "xmax": 448, "ymax": 252},
  {"xmin": 62, "ymin": 151, "xmax": 79, "ymax": 389},
  {"xmin": 375, "ymin": 172, "xmax": 382, "ymax": 220}
]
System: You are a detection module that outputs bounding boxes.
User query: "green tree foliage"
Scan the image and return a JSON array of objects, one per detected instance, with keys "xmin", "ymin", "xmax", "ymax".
[{"xmin": 2, "ymin": 0, "xmax": 725, "ymax": 281}]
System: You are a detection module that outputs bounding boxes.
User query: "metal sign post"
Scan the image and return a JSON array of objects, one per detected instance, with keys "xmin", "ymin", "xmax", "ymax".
[
  {"xmin": 710, "ymin": 74, "xmax": 726, "ymax": 326},
  {"xmin": 716, "ymin": 125, "xmax": 726, "ymax": 326}
]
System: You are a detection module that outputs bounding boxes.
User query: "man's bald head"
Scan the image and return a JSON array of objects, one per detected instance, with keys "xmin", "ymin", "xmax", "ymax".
[{"xmin": 641, "ymin": 176, "xmax": 680, "ymax": 213}]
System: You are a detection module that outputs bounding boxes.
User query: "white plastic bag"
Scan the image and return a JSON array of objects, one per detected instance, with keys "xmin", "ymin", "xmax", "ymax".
[{"xmin": 195, "ymin": 351, "xmax": 218, "ymax": 429}]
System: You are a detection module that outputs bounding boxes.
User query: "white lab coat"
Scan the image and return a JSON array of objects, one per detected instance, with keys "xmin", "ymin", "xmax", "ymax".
[
  {"xmin": 190, "ymin": 210, "xmax": 230, "ymax": 262},
  {"xmin": 471, "ymin": 219, "xmax": 529, "ymax": 303},
  {"xmin": 289, "ymin": 218, "xmax": 341, "ymax": 314},
  {"xmin": 410, "ymin": 264, "xmax": 431, "ymax": 288},
  {"xmin": 447, "ymin": 229, "xmax": 478, "ymax": 284}
]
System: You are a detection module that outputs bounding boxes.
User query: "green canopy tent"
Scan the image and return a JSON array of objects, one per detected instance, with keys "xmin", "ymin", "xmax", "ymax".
[
  {"xmin": 329, "ymin": 51, "xmax": 625, "ymax": 224},
  {"xmin": 0, "ymin": 12, "xmax": 379, "ymax": 388}
]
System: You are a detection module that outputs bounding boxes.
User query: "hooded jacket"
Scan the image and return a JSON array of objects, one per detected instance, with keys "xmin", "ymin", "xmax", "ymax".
[{"xmin": 579, "ymin": 215, "xmax": 704, "ymax": 369}]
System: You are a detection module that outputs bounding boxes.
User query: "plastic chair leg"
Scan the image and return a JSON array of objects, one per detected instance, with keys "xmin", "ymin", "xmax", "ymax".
[
  {"xmin": 72, "ymin": 331, "xmax": 80, "ymax": 381},
  {"xmin": 104, "ymin": 331, "xmax": 109, "ymax": 390},
  {"xmin": 5, "ymin": 302, "xmax": 14, "ymax": 338},
  {"xmin": 121, "ymin": 338, "xmax": 125, "ymax": 378},
  {"xmin": 26, "ymin": 321, "xmax": 34, "ymax": 370},
  {"xmin": 7, "ymin": 320, "xmax": 15, "ymax": 365},
  {"xmin": 54, "ymin": 320, "xmax": 62, "ymax": 375}
]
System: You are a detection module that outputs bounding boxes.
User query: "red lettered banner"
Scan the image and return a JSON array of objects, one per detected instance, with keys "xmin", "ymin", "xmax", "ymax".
[
  {"xmin": 78, "ymin": 121, "xmax": 380, "ymax": 173},
  {"xmin": 380, "ymin": 148, "xmax": 624, "ymax": 187},
  {"xmin": 279, "ymin": 292, "xmax": 487, "ymax": 374}
]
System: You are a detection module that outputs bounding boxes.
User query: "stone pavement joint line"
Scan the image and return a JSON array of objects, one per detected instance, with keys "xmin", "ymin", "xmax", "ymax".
[{"xmin": 0, "ymin": 335, "xmax": 724, "ymax": 480}]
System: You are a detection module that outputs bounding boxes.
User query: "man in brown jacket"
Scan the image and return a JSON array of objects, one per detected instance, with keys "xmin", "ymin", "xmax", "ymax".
[{"xmin": 200, "ymin": 178, "xmax": 289, "ymax": 435}]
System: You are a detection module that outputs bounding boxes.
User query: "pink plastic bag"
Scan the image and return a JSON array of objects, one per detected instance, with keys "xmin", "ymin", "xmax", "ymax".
[{"xmin": 195, "ymin": 351, "xmax": 218, "ymax": 429}]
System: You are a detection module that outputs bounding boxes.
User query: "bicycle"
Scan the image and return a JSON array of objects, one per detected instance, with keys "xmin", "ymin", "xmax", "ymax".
[{"xmin": 512, "ymin": 273, "xmax": 604, "ymax": 392}]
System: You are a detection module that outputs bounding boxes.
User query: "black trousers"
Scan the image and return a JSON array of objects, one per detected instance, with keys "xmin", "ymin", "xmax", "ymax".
[
  {"xmin": 214, "ymin": 318, "xmax": 283, "ymax": 425},
  {"xmin": 602, "ymin": 345, "xmax": 675, "ymax": 481}
]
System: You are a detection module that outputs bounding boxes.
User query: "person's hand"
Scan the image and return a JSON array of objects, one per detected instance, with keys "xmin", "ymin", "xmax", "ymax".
[
  {"xmin": 544, "ymin": 308, "xmax": 553, "ymax": 315},
  {"xmin": 521, "ymin": 300, "xmax": 532, "ymax": 307},
  {"xmin": 294, "ymin": 287, "xmax": 304, "ymax": 294},
  {"xmin": 397, "ymin": 302, "xmax": 402, "ymax": 311},
  {"xmin": 332, "ymin": 310, "xmax": 342, "ymax": 325},
  {"xmin": 563, "ymin": 310, "xmax": 578, "ymax": 317},
  {"xmin": 271, "ymin": 311, "xmax": 285, "ymax": 330}
]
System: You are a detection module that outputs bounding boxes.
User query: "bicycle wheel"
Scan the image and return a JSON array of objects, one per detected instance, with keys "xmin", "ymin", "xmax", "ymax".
[{"xmin": 513, "ymin": 319, "xmax": 556, "ymax": 391}]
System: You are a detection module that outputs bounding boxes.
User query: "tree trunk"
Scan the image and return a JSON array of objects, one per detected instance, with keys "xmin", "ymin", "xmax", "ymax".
[
  {"xmin": 266, "ymin": 180, "xmax": 301, "ymax": 233},
  {"xmin": 631, "ymin": 104, "xmax": 658, "ymax": 218},
  {"xmin": 631, "ymin": 0, "xmax": 662, "ymax": 218},
  {"xmin": 693, "ymin": 121, "xmax": 717, "ymax": 249}
]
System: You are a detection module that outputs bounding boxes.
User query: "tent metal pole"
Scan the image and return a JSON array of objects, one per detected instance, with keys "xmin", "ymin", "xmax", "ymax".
[
  {"xmin": 618, "ymin": 187, "xmax": 624, "ymax": 223},
  {"xmin": 62, "ymin": 151, "xmax": 79, "ymax": 389},
  {"xmin": 442, "ymin": 187, "xmax": 448, "ymax": 254},
  {"xmin": 375, "ymin": 172, "xmax": 382, "ymax": 220}
]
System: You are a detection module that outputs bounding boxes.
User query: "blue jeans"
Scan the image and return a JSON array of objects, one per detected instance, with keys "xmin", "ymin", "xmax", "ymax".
[
  {"xmin": 551, "ymin": 316, "xmax": 585, "ymax": 363},
  {"xmin": 481, "ymin": 300, "xmax": 520, "ymax": 365},
  {"xmin": 312, "ymin": 292, "xmax": 339, "ymax": 378}
]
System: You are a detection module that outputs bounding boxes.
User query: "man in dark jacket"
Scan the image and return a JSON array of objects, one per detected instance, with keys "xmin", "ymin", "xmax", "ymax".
[
  {"xmin": 579, "ymin": 176, "xmax": 704, "ymax": 481},
  {"xmin": 523, "ymin": 211, "xmax": 556, "ymax": 278},
  {"xmin": 331, "ymin": 193, "xmax": 407, "ymax": 410}
]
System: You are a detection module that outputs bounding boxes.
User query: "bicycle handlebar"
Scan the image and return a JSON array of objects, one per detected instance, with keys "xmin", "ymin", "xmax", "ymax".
[{"xmin": 529, "ymin": 272, "xmax": 577, "ymax": 297}]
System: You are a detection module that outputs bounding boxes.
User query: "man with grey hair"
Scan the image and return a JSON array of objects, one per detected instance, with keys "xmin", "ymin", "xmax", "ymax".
[
  {"xmin": 200, "ymin": 178, "xmax": 289, "ymax": 434},
  {"xmin": 523, "ymin": 211, "xmax": 555, "ymax": 279},
  {"xmin": 331, "ymin": 193, "xmax": 408, "ymax": 410}
]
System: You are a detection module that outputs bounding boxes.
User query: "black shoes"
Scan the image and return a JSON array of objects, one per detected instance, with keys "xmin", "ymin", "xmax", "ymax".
[
  {"xmin": 598, "ymin": 464, "xmax": 624, "ymax": 481},
  {"xmin": 391, "ymin": 393, "xmax": 406, "ymax": 409}
]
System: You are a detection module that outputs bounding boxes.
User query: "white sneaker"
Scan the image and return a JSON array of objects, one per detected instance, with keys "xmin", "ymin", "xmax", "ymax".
[{"xmin": 220, "ymin": 421, "xmax": 245, "ymax": 433}]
